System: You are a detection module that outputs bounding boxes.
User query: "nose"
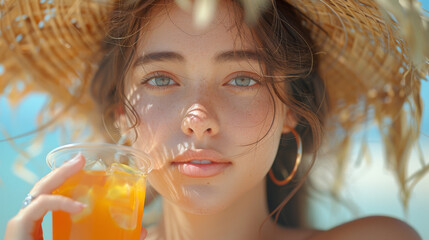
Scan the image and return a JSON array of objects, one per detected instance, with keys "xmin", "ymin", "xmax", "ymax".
[{"xmin": 181, "ymin": 105, "xmax": 219, "ymax": 139}]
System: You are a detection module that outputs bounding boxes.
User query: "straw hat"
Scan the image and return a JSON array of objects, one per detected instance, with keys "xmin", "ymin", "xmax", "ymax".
[{"xmin": 1, "ymin": 0, "xmax": 428, "ymax": 204}]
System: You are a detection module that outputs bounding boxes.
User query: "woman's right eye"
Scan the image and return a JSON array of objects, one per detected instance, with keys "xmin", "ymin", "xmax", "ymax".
[{"xmin": 143, "ymin": 76, "xmax": 177, "ymax": 87}]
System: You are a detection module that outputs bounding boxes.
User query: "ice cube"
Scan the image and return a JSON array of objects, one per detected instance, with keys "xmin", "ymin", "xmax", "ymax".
[
  {"xmin": 105, "ymin": 175, "xmax": 138, "ymax": 211},
  {"xmin": 107, "ymin": 163, "xmax": 141, "ymax": 196},
  {"xmin": 108, "ymin": 162, "xmax": 143, "ymax": 176},
  {"xmin": 106, "ymin": 183, "xmax": 132, "ymax": 200},
  {"xmin": 109, "ymin": 205, "xmax": 138, "ymax": 230},
  {"xmin": 84, "ymin": 159, "xmax": 107, "ymax": 171}
]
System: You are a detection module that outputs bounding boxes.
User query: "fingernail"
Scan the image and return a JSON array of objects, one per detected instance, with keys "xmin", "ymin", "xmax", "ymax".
[{"xmin": 64, "ymin": 153, "xmax": 82, "ymax": 166}]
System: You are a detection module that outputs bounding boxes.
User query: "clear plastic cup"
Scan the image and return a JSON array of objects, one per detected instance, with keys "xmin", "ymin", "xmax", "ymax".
[{"xmin": 46, "ymin": 143, "xmax": 152, "ymax": 240}]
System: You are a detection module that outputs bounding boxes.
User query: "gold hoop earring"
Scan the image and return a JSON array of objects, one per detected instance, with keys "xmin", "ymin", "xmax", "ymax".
[{"xmin": 269, "ymin": 127, "xmax": 302, "ymax": 186}]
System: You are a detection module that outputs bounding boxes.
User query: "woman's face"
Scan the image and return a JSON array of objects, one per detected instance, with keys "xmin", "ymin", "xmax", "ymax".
[{"xmin": 125, "ymin": 2, "xmax": 291, "ymax": 214}]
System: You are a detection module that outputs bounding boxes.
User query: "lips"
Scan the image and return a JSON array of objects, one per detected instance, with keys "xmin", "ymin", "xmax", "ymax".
[{"xmin": 171, "ymin": 149, "xmax": 231, "ymax": 178}]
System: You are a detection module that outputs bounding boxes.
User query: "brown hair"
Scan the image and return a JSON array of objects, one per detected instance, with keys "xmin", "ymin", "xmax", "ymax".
[
  {"xmin": 247, "ymin": 1, "xmax": 327, "ymax": 227},
  {"xmin": 91, "ymin": 0, "xmax": 328, "ymax": 227}
]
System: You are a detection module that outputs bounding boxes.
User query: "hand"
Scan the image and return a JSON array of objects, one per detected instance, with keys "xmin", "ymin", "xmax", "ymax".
[
  {"xmin": 4, "ymin": 154, "xmax": 86, "ymax": 240},
  {"xmin": 140, "ymin": 227, "xmax": 148, "ymax": 240}
]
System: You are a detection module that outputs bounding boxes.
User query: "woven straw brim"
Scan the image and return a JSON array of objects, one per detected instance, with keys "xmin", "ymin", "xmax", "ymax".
[
  {"xmin": 286, "ymin": 0, "xmax": 428, "ymax": 205},
  {"xmin": 0, "ymin": 0, "xmax": 111, "ymax": 141},
  {"xmin": 291, "ymin": 0, "xmax": 426, "ymax": 126},
  {"xmin": 1, "ymin": 0, "xmax": 428, "ymax": 204}
]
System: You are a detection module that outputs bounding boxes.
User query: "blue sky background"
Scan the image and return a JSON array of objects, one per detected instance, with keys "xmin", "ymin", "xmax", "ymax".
[{"xmin": 1, "ymin": 1, "xmax": 429, "ymax": 238}]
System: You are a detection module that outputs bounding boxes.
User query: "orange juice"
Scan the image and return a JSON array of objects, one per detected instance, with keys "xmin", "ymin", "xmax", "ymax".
[{"xmin": 52, "ymin": 163, "xmax": 146, "ymax": 240}]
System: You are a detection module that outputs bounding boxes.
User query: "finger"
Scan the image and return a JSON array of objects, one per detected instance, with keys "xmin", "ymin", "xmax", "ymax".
[
  {"xmin": 13, "ymin": 195, "xmax": 85, "ymax": 239},
  {"xmin": 32, "ymin": 218, "xmax": 43, "ymax": 240},
  {"xmin": 140, "ymin": 227, "xmax": 148, "ymax": 240},
  {"xmin": 30, "ymin": 154, "xmax": 85, "ymax": 196},
  {"xmin": 21, "ymin": 194, "xmax": 85, "ymax": 223}
]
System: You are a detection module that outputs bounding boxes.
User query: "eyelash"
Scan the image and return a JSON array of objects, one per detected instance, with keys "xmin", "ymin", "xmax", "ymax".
[
  {"xmin": 141, "ymin": 72, "xmax": 178, "ymax": 89},
  {"xmin": 140, "ymin": 72, "xmax": 261, "ymax": 89},
  {"xmin": 225, "ymin": 72, "xmax": 261, "ymax": 89}
]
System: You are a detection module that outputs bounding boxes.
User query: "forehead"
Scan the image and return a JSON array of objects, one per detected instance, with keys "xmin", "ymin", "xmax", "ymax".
[{"xmin": 137, "ymin": 1, "xmax": 255, "ymax": 53}]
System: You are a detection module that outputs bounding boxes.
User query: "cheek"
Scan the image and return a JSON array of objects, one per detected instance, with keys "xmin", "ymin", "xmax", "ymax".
[
  {"xmin": 130, "ymin": 95, "xmax": 182, "ymax": 160},
  {"xmin": 224, "ymin": 90, "xmax": 285, "ymax": 175},
  {"xmin": 147, "ymin": 168, "xmax": 182, "ymax": 201},
  {"xmin": 221, "ymin": 90, "xmax": 280, "ymax": 145}
]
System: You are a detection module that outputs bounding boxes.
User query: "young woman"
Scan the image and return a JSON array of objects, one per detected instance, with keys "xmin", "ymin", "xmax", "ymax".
[{"xmin": 3, "ymin": 0, "xmax": 427, "ymax": 239}]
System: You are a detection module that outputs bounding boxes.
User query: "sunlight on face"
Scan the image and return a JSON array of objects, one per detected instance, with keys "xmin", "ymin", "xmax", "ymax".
[{"xmin": 124, "ymin": 1, "xmax": 290, "ymax": 214}]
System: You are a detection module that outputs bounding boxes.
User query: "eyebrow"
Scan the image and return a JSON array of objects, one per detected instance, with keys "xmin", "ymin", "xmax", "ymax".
[
  {"xmin": 134, "ymin": 52, "xmax": 184, "ymax": 66},
  {"xmin": 215, "ymin": 50, "xmax": 260, "ymax": 62},
  {"xmin": 134, "ymin": 50, "xmax": 260, "ymax": 67}
]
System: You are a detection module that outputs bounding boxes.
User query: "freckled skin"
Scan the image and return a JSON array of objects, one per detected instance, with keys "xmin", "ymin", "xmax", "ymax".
[{"xmin": 125, "ymin": 3, "xmax": 288, "ymax": 215}]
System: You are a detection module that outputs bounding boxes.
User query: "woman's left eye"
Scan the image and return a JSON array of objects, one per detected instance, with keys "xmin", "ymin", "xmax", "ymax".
[
  {"xmin": 227, "ymin": 77, "xmax": 258, "ymax": 87},
  {"xmin": 146, "ymin": 76, "xmax": 176, "ymax": 86}
]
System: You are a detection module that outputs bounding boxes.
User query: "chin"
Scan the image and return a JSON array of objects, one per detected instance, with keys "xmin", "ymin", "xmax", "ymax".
[{"xmin": 151, "ymin": 178, "xmax": 239, "ymax": 215}]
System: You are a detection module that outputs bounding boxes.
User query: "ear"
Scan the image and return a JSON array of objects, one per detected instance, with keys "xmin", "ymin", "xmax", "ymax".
[{"xmin": 282, "ymin": 109, "xmax": 298, "ymax": 134}]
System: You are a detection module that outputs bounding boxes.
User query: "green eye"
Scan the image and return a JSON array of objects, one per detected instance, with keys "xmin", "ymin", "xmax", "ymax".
[
  {"xmin": 147, "ymin": 76, "xmax": 175, "ymax": 86},
  {"xmin": 229, "ymin": 77, "xmax": 257, "ymax": 87}
]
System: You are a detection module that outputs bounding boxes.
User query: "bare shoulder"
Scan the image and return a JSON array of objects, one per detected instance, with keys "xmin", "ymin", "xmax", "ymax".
[
  {"xmin": 309, "ymin": 216, "xmax": 421, "ymax": 240},
  {"xmin": 271, "ymin": 225, "xmax": 322, "ymax": 240}
]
